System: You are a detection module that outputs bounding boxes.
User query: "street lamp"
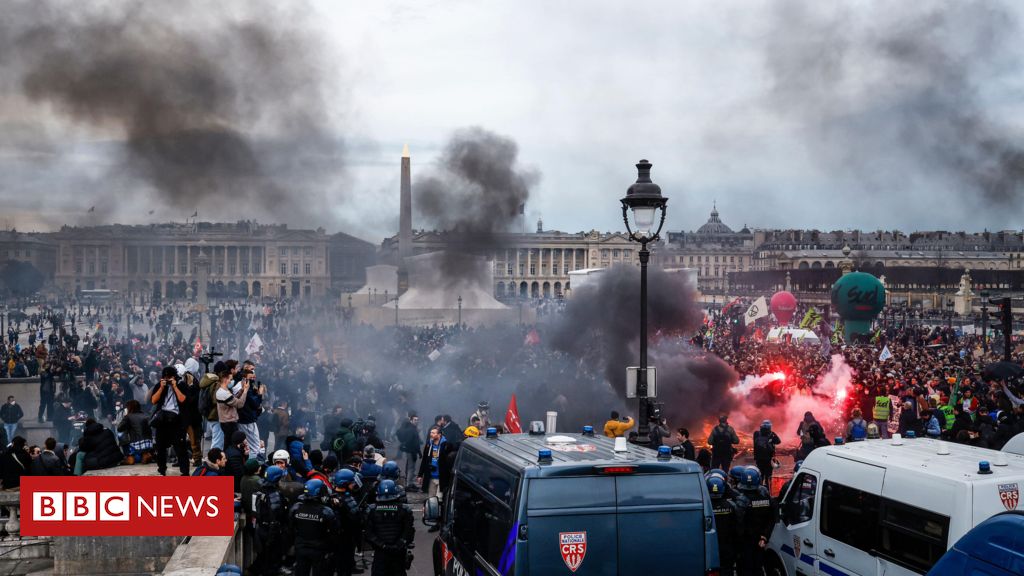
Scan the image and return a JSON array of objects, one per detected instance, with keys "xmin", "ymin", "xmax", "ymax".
[
  {"xmin": 620, "ymin": 159, "xmax": 668, "ymax": 445},
  {"xmin": 458, "ymin": 295, "xmax": 463, "ymax": 328},
  {"xmin": 946, "ymin": 300, "xmax": 954, "ymax": 330}
]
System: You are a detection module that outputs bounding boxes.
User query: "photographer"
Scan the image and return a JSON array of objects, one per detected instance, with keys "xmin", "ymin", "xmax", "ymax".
[
  {"xmin": 215, "ymin": 362, "xmax": 250, "ymax": 447},
  {"xmin": 236, "ymin": 361, "xmax": 265, "ymax": 460},
  {"xmin": 149, "ymin": 366, "xmax": 190, "ymax": 476}
]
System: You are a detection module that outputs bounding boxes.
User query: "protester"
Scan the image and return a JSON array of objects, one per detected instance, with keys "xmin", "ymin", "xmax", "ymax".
[
  {"xmin": 0, "ymin": 396, "xmax": 24, "ymax": 443},
  {"xmin": 2, "ymin": 436, "xmax": 32, "ymax": 488},
  {"xmin": 603, "ymin": 411, "xmax": 635, "ymax": 438},
  {"xmin": 149, "ymin": 366, "xmax": 190, "ymax": 476}
]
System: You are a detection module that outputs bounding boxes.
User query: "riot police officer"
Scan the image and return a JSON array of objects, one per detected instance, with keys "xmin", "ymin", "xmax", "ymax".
[
  {"xmin": 289, "ymin": 479, "xmax": 340, "ymax": 576},
  {"xmin": 735, "ymin": 466, "xmax": 777, "ymax": 576},
  {"xmin": 380, "ymin": 461, "xmax": 407, "ymax": 503},
  {"xmin": 330, "ymin": 469, "xmax": 363, "ymax": 576},
  {"xmin": 364, "ymin": 479, "xmax": 415, "ymax": 576},
  {"xmin": 708, "ymin": 476, "xmax": 739, "ymax": 576},
  {"xmin": 252, "ymin": 466, "xmax": 289, "ymax": 576}
]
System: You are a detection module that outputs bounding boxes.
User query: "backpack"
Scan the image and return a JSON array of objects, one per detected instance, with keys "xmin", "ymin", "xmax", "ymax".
[
  {"xmin": 332, "ymin": 427, "xmax": 357, "ymax": 459},
  {"xmin": 753, "ymin": 431, "xmax": 775, "ymax": 460},
  {"xmin": 254, "ymin": 488, "xmax": 283, "ymax": 532},
  {"xmin": 710, "ymin": 425, "xmax": 732, "ymax": 453},
  {"xmin": 198, "ymin": 386, "xmax": 216, "ymax": 422},
  {"xmin": 850, "ymin": 419, "xmax": 867, "ymax": 440}
]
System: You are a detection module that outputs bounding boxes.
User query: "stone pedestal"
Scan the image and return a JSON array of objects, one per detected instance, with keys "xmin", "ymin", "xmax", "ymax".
[{"xmin": 954, "ymin": 269, "xmax": 974, "ymax": 316}]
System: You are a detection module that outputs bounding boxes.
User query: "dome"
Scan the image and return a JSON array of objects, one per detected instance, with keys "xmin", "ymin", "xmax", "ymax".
[{"xmin": 696, "ymin": 204, "xmax": 734, "ymax": 235}]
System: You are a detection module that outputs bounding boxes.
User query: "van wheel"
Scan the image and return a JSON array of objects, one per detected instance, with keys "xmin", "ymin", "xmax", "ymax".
[{"xmin": 766, "ymin": 553, "xmax": 786, "ymax": 576}]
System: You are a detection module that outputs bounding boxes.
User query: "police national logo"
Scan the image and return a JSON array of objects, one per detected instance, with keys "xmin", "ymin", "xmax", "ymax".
[
  {"xmin": 998, "ymin": 483, "xmax": 1020, "ymax": 511},
  {"xmin": 559, "ymin": 532, "xmax": 587, "ymax": 572}
]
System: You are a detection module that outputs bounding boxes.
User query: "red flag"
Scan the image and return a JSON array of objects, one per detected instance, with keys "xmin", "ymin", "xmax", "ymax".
[
  {"xmin": 505, "ymin": 394, "xmax": 522, "ymax": 434},
  {"xmin": 523, "ymin": 329, "xmax": 540, "ymax": 346}
]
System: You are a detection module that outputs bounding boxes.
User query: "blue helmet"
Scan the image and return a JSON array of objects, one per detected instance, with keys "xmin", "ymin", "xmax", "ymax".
[
  {"xmin": 264, "ymin": 466, "xmax": 286, "ymax": 483},
  {"xmin": 738, "ymin": 466, "xmax": 761, "ymax": 491},
  {"xmin": 381, "ymin": 461, "xmax": 400, "ymax": 480},
  {"xmin": 705, "ymin": 468, "xmax": 727, "ymax": 482},
  {"xmin": 376, "ymin": 479, "xmax": 400, "ymax": 502},
  {"xmin": 729, "ymin": 465, "xmax": 746, "ymax": 484},
  {"xmin": 333, "ymin": 468, "xmax": 358, "ymax": 488},
  {"xmin": 305, "ymin": 479, "xmax": 326, "ymax": 496},
  {"xmin": 706, "ymin": 476, "xmax": 727, "ymax": 499}
]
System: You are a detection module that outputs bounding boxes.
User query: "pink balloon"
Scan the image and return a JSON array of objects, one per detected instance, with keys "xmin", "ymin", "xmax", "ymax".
[{"xmin": 770, "ymin": 291, "xmax": 798, "ymax": 324}]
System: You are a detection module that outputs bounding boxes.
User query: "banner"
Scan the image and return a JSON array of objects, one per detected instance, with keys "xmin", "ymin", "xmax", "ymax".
[
  {"xmin": 505, "ymin": 394, "xmax": 522, "ymax": 434},
  {"xmin": 744, "ymin": 296, "xmax": 769, "ymax": 326},
  {"xmin": 878, "ymin": 345, "xmax": 893, "ymax": 362},
  {"xmin": 799, "ymin": 308, "xmax": 823, "ymax": 329},
  {"xmin": 245, "ymin": 333, "xmax": 264, "ymax": 356}
]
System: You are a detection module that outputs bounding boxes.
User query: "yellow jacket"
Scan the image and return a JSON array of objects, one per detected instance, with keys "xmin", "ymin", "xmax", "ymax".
[{"xmin": 604, "ymin": 417, "xmax": 635, "ymax": 438}]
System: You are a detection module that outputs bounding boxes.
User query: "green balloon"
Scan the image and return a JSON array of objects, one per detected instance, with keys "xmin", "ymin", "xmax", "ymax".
[{"xmin": 830, "ymin": 272, "xmax": 885, "ymax": 339}]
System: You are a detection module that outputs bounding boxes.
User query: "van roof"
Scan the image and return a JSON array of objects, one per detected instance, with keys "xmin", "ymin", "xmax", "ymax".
[
  {"xmin": 812, "ymin": 438, "xmax": 1024, "ymax": 482},
  {"xmin": 463, "ymin": 433, "xmax": 701, "ymax": 474}
]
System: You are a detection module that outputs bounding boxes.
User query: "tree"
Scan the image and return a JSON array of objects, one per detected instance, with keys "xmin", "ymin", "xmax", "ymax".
[{"xmin": 0, "ymin": 260, "xmax": 44, "ymax": 297}]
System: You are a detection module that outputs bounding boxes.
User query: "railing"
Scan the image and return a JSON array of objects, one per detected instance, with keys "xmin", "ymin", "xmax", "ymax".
[{"xmin": 0, "ymin": 490, "xmax": 54, "ymax": 575}]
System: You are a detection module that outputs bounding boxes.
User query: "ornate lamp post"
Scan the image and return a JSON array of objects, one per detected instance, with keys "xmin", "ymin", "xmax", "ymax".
[
  {"xmin": 620, "ymin": 159, "xmax": 668, "ymax": 445},
  {"xmin": 458, "ymin": 295, "xmax": 463, "ymax": 328}
]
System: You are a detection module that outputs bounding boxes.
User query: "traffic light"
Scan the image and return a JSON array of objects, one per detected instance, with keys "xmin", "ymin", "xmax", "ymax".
[{"xmin": 988, "ymin": 296, "xmax": 1013, "ymax": 361}]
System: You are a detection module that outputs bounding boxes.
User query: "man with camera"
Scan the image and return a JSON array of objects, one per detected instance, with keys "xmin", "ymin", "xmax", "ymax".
[
  {"xmin": 236, "ymin": 360, "xmax": 265, "ymax": 461},
  {"xmin": 149, "ymin": 366, "xmax": 190, "ymax": 476}
]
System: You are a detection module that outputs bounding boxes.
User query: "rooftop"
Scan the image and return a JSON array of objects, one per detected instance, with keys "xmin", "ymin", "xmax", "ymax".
[{"xmin": 817, "ymin": 438, "xmax": 1024, "ymax": 483}]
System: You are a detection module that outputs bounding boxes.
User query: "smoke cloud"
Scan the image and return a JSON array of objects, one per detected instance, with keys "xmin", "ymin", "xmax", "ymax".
[
  {"xmin": 763, "ymin": 0, "xmax": 1024, "ymax": 207},
  {"xmin": 0, "ymin": 0, "xmax": 342, "ymax": 225},
  {"xmin": 549, "ymin": 264, "xmax": 739, "ymax": 430},
  {"xmin": 415, "ymin": 127, "xmax": 539, "ymax": 285}
]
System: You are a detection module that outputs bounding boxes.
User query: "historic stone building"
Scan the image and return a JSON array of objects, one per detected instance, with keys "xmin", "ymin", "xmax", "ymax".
[
  {"xmin": 381, "ymin": 219, "xmax": 640, "ymax": 299},
  {"xmin": 50, "ymin": 221, "xmax": 345, "ymax": 300},
  {"xmin": 0, "ymin": 231, "xmax": 57, "ymax": 281},
  {"xmin": 752, "ymin": 229, "xmax": 1024, "ymax": 272},
  {"xmin": 661, "ymin": 205, "xmax": 755, "ymax": 292}
]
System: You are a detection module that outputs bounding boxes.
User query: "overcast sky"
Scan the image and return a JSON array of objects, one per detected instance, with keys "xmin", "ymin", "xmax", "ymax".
[{"xmin": 2, "ymin": 0, "xmax": 1024, "ymax": 241}]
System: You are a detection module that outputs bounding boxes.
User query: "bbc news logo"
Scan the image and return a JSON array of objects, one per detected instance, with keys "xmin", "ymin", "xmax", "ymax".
[{"xmin": 21, "ymin": 476, "xmax": 234, "ymax": 536}]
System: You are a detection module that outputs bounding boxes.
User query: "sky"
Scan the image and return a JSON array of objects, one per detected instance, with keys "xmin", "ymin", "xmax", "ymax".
[{"xmin": 2, "ymin": 0, "xmax": 1024, "ymax": 241}]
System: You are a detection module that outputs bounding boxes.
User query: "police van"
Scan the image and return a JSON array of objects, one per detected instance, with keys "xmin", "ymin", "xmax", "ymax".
[
  {"xmin": 768, "ymin": 436, "xmax": 1024, "ymax": 576},
  {"xmin": 423, "ymin": 428, "xmax": 718, "ymax": 576}
]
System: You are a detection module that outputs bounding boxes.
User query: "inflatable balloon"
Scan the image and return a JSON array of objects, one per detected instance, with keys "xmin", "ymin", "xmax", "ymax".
[
  {"xmin": 770, "ymin": 291, "xmax": 798, "ymax": 325},
  {"xmin": 830, "ymin": 272, "xmax": 885, "ymax": 341}
]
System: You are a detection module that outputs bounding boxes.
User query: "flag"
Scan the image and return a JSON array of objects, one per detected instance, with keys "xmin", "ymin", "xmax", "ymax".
[
  {"xmin": 870, "ymin": 328, "xmax": 882, "ymax": 343},
  {"xmin": 878, "ymin": 345, "xmax": 893, "ymax": 362},
  {"xmin": 191, "ymin": 210, "xmax": 198, "ymax": 218},
  {"xmin": 799, "ymin": 308, "xmax": 822, "ymax": 329},
  {"xmin": 88, "ymin": 206, "xmax": 95, "ymax": 213},
  {"xmin": 524, "ymin": 329, "xmax": 541, "ymax": 346},
  {"xmin": 147, "ymin": 209, "xmax": 154, "ymax": 215},
  {"xmin": 744, "ymin": 296, "xmax": 769, "ymax": 325},
  {"xmin": 245, "ymin": 333, "xmax": 264, "ymax": 356},
  {"xmin": 428, "ymin": 349, "xmax": 441, "ymax": 362},
  {"xmin": 505, "ymin": 394, "xmax": 522, "ymax": 434},
  {"xmin": 948, "ymin": 369, "xmax": 963, "ymax": 409},
  {"xmin": 193, "ymin": 337, "xmax": 202, "ymax": 356}
]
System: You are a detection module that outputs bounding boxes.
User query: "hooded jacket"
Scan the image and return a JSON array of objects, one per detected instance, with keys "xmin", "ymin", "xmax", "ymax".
[{"xmin": 78, "ymin": 421, "xmax": 122, "ymax": 472}]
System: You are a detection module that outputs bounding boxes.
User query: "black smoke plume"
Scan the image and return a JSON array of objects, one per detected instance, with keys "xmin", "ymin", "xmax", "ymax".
[
  {"xmin": 764, "ymin": 0, "xmax": 1024, "ymax": 209},
  {"xmin": 0, "ymin": 0, "xmax": 340, "ymax": 225},
  {"xmin": 415, "ymin": 127, "xmax": 539, "ymax": 285},
  {"xmin": 549, "ymin": 264, "xmax": 738, "ymax": 429}
]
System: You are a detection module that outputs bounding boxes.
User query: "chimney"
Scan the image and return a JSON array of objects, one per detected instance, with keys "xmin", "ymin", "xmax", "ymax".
[{"xmin": 398, "ymin": 144, "xmax": 411, "ymax": 294}]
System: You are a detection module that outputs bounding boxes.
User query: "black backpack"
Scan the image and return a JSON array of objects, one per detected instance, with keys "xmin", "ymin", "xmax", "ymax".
[
  {"xmin": 197, "ymin": 386, "xmax": 215, "ymax": 422},
  {"xmin": 710, "ymin": 425, "xmax": 732, "ymax": 453},
  {"xmin": 753, "ymin": 431, "xmax": 775, "ymax": 460},
  {"xmin": 254, "ymin": 488, "xmax": 284, "ymax": 533}
]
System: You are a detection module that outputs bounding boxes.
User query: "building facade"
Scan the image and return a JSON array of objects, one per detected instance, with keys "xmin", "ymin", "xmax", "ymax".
[
  {"xmin": 51, "ymin": 221, "xmax": 336, "ymax": 300},
  {"xmin": 381, "ymin": 220, "xmax": 641, "ymax": 299},
  {"xmin": 661, "ymin": 205, "xmax": 755, "ymax": 292},
  {"xmin": 0, "ymin": 231, "xmax": 57, "ymax": 281}
]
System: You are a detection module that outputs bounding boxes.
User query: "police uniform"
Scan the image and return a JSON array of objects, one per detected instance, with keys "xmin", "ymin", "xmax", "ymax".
[
  {"xmin": 252, "ymin": 480, "xmax": 288, "ymax": 575},
  {"xmin": 364, "ymin": 500, "xmax": 415, "ymax": 576},
  {"xmin": 328, "ymin": 489, "xmax": 361, "ymax": 576},
  {"xmin": 709, "ymin": 484, "xmax": 740, "ymax": 576},
  {"xmin": 289, "ymin": 492, "xmax": 341, "ymax": 576},
  {"xmin": 736, "ymin": 485, "xmax": 776, "ymax": 576}
]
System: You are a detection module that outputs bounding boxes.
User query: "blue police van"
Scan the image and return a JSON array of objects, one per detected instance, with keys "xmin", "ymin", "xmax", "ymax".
[{"xmin": 423, "ymin": 428, "xmax": 718, "ymax": 576}]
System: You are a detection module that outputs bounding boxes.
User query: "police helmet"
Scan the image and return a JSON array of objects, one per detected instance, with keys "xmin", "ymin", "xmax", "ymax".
[
  {"xmin": 381, "ymin": 461, "xmax": 400, "ymax": 480},
  {"xmin": 705, "ymin": 468, "xmax": 727, "ymax": 483},
  {"xmin": 333, "ymin": 468, "xmax": 356, "ymax": 488},
  {"xmin": 264, "ymin": 466, "xmax": 286, "ymax": 483},
  {"xmin": 305, "ymin": 479, "xmax": 326, "ymax": 497},
  {"xmin": 738, "ymin": 466, "xmax": 761, "ymax": 491},
  {"xmin": 706, "ymin": 476, "xmax": 727, "ymax": 500},
  {"xmin": 376, "ymin": 479, "xmax": 400, "ymax": 502},
  {"xmin": 728, "ymin": 465, "xmax": 746, "ymax": 484}
]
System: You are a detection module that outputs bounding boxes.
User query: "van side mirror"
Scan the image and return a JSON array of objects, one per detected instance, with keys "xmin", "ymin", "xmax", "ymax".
[{"xmin": 422, "ymin": 496, "xmax": 440, "ymax": 526}]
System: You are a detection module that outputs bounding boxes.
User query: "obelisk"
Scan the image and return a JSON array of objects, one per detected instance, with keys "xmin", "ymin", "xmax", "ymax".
[{"xmin": 398, "ymin": 144, "xmax": 411, "ymax": 295}]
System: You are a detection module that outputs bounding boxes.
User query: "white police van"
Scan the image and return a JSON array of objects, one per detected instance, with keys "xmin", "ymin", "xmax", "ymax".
[{"xmin": 767, "ymin": 436, "xmax": 1024, "ymax": 576}]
